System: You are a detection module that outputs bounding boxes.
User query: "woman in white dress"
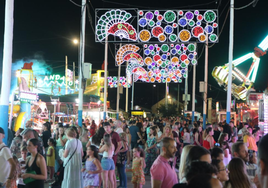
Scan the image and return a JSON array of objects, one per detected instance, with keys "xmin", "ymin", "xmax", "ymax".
[{"xmin": 61, "ymin": 127, "xmax": 84, "ymax": 188}]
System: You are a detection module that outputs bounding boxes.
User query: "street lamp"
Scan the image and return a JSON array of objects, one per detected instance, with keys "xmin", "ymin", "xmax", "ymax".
[{"xmin": 73, "ymin": 39, "xmax": 78, "ymax": 45}]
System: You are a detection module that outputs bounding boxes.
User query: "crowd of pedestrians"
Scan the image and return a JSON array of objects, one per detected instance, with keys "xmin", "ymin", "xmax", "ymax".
[{"xmin": 0, "ymin": 116, "xmax": 268, "ymax": 188}]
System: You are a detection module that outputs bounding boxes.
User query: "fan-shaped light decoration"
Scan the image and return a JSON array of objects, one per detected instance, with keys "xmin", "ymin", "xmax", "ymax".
[
  {"xmin": 116, "ymin": 44, "xmax": 141, "ymax": 65},
  {"xmin": 96, "ymin": 9, "xmax": 137, "ymax": 41}
]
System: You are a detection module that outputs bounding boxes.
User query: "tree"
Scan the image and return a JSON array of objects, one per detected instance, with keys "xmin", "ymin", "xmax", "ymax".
[{"xmin": 158, "ymin": 103, "xmax": 179, "ymax": 117}]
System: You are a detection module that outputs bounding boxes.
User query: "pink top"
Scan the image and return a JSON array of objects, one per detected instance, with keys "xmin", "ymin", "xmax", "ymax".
[{"xmin": 150, "ymin": 155, "xmax": 178, "ymax": 188}]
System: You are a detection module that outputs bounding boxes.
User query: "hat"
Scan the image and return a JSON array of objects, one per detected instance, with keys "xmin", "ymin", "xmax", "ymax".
[
  {"xmin": 103, "ymin": 122, "xmax": 111, "ymax": 127},
  {"xmin": 0, "ymin": 127, "xmax": 5, "ymax": 135},
  {"xmin": 20, "ymin": 128, "xmax": 34, "ymax": 136}
]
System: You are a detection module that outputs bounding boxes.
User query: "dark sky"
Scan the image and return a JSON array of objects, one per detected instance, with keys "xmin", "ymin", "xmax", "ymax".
[{"xmin": 0, "ymin": 0, "xmax": 268, "ymax": 111}]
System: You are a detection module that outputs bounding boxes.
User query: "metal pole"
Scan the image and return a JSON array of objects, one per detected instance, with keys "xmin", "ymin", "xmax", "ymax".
[
  {"xmin": 226, "ymin": 0, "xmax": 234, "ymax": 123},
  {"xmin": 192, "ymin": 64, "xmax": 196, "ymax": 125},
  {"xmin": 177, "ymin": 84, "xmax": 180, "ymax": 111},
  {"xmin": 67, "ymin": 108, "xmax": 69, "ymax": 122},
  {"xmin": 53, "ymin": 104, "xmax": 56, "ymax": 124},
  {"xmin": 165, "ymin": 82, "xmax": 168, "ymax": 110},
  {"xmin": 8, "ymin": 93, "xmax": 14, "ymax": 129},
  {"xmin": 131, "ymin": 74, "xmax": 134, "ymax": 111},
  {"xmin": 125, "ymin": 61, "xmax": 129, "ymax": 112},
  {"xmin": 184, "ymin": 68, "xmax": 188, "ymax": 113},
  {"xmin": 78, "ymin": 0, "xmax": 86, "ymax": 127},
  {"xmin": 73, "ymin": 62, "xmax": 75, "ymax": 89},
  {"xmin": 0, "ymin": 0, "xmax": 14, "ymax": 144},
  {"xmin": 103, "ymin": 36, "xmax": 108, "ymax": 120},
  {"xmin": 203, "ymin": 32, "xmax": 209, "ymax": 129},
  {"xmin": 65, "ymin": 56, "xmax": 68, "ymax": 95},
  {"xmin": 116, "ymin": 44, "xmax": 122, "ymax": 120}
]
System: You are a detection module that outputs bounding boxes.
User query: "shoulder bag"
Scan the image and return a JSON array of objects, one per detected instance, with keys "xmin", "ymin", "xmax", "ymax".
[{"xmin": 54, "ymin": 139, "xmax": 78, "ymax": 184}]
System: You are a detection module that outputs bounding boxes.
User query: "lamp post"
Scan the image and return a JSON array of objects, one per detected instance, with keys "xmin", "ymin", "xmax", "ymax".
[
  {"xmin": 98, "ymin": 100, "xmax": 101, "ymax": 124},
  {"xmin": 51, "ymin": 98, "xmax": 59, "ymax": 124},
  {"xmin": 78, "ymin": 0, "xmax": 86, "ymax": 127}
]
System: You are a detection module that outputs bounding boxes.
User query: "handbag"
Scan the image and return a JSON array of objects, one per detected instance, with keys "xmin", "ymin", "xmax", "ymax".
[
  {"xmin": 54, "ymin": 139, "xmax": 78, "ymax": 184},
  {"xmin": 23, "ymin": 170, "xmax": 36, "ymax": 184}
]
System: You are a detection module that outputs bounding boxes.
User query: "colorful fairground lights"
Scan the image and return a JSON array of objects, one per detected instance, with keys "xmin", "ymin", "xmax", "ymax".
[
  {"xmin": 113, "ymin": 43, "xmax": 197, "ymax": 85},
  {"xmin": 212, "ymin": 34, "xmax": 268, "ymax": 101},
  {"xmin": 95, "ymin": 9, "xmax": 218, "ymax": 43},
  {"xmin": 107, "ymin": 76, "xmax": 130, "ymax": 88}
]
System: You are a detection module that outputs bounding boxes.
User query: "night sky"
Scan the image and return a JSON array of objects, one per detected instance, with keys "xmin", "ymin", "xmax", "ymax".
[{"xmin": 0, "ymin": 0, "xmax": 268, "ymax": 112}]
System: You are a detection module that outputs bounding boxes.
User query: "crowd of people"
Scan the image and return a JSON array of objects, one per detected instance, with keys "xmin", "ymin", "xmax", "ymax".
[{"xmin": 0, "ymin": 116, "xmax": 268, "ymax": 188}]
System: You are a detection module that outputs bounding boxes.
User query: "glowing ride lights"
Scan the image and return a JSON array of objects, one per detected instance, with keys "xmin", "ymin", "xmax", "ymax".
[
  {"xmin": 212, "ymin": 34, "xmax": 268, "ymax": 101},
  {"xmin": 95, "ymin": 9, "xmax": 137, "ymax": 42},
  {"xmin": 264, "ymin": 94, "xmax": 268, "ymax": 135}
]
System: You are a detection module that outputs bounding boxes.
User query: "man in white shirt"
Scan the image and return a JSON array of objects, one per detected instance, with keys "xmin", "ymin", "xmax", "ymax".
[{"xmin": 0, "ymin": 127, "xmax": 16, "ymax": 188}]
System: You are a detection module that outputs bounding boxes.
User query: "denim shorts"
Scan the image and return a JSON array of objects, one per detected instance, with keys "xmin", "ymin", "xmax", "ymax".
[
  {"xmin": 0, "ymin": 182, "xmax": 5, "ymax": 188},
  {"xmin": 101, "ymin": 158, "xmax": 115, "ymax": 171}
]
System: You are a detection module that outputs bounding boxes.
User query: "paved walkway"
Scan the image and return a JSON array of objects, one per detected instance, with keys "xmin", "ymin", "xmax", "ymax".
[{"xmin": 45, "ymin": 172, "xmax": 152, "ymax": 188}]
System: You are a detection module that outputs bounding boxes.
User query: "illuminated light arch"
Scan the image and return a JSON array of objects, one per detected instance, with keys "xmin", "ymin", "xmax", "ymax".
[
  {"xmin": 96, "ymin": 9, "xmax": 137, "ymax": 41},
  {"xmin": 127, "ymin": 62, "xmax": 150, "ymax": 83},
  {"xmin": 116, "ymin": 44, "xmax": 140, "ymax": 65}
]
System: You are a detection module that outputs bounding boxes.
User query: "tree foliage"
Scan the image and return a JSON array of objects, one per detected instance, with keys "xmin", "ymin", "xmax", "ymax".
[{"xmin": 158, "ymin": 103, "xmax": 179, "ymax": 117}]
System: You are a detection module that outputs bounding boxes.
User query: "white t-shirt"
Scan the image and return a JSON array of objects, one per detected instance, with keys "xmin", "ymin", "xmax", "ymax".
[
  {"xmin": 183, "ymin": 132, "xmax": 191, "ymax": 144},
  {"xmin": 157, "ymin": 131, "xmax": 162, "ymax": 147},
  {"xmin": 116, "ymin": 127, "xmax": 123, "ymax": 134},
  {"xmin": 0, "ymin": 143, "xmax": 12, "ymax": 183}
]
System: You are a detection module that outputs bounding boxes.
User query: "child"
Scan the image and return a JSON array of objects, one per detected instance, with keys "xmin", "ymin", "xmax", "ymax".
[
  {"xmin": 46, "ymin": 138, "xmax": 56, "ymax": 181},
  {"xmin": 125, "ymin": 127, "xmax": 132, "ymax": 166},
  {"xmin": 81, "ymin": 145, "xmax": 102, "ymax": 188},
  {"xmin": 127, "ymin": 147, "xmax": 146, "ymax": 188},
  {"xmin": 11, "ymin": 155, "xmax": 20, "ymax": 188},
  {"xmin": 17, "ymin": 147, "xmax": 27, "ymax": 188}
]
